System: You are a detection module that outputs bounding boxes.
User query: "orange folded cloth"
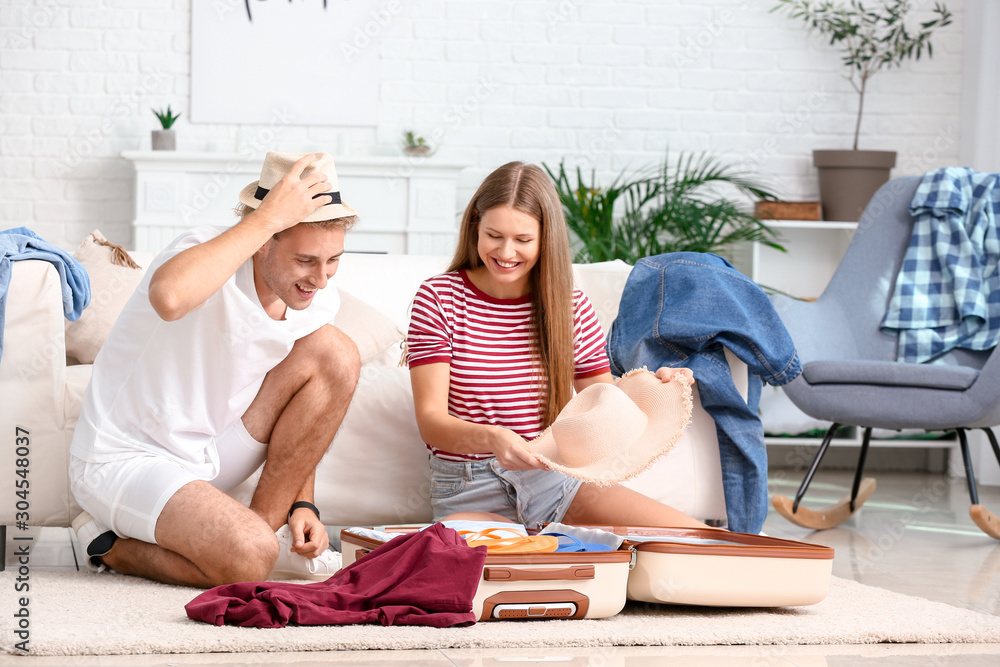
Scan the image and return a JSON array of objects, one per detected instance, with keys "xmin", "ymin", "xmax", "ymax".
[{"xmin": 458, "ymin": 528, "xmax": 558, "ymax": 554}]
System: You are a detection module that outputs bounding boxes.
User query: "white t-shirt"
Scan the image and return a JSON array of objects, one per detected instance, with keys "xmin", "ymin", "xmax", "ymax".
[{"xmin": 69, "ymin": 226, "xmax": 341, "ymax": 478}]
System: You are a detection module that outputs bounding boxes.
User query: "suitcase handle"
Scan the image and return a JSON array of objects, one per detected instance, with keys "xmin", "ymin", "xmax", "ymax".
[
  {"xmin": 484, "ymin": 565, "xmax": 595, "ymax": 582},
  {"xmin": 355, "ymin": 549, "xmax": 370, "ymax": 560},
  {"xmin": 481, "ymin": 590, "xmax": 590, "ymax": 620}
]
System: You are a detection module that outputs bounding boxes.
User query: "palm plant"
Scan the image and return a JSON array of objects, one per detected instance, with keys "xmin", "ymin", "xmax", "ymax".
[
  {"xmin": 544, "ymin": 152, "xmax": 784, "ymax": 265},
  {"xmin": 543, "ymin": 164, "xmax": 638, "ymax": 263}
]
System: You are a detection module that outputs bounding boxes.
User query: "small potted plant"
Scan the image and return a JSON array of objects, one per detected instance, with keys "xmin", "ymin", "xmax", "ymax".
[
  {"xmin": 401, "ymin": 130, "xmax": 433, "ymax": 157},
  {"xmin": 772, "ymin": 0, "xmax": 951, "ymax": 221},
  {"xmin": 151, "ymin": 105, "xmax": 181, "ymax": 151}
]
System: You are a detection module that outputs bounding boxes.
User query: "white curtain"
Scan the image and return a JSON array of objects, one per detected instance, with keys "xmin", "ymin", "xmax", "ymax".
[
  {"xmin": 954, "ymin": 2, "xmax": 1000, "ymax": 484},
  {"xmin": 960, "ymin": 0, "xmax": 1000, "ymax": 172}
]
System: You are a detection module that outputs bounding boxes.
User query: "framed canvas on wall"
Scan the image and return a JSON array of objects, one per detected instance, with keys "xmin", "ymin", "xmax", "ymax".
[{"xmin": 191, "ymin": 0, "xmax": 383, "ymax": 126}]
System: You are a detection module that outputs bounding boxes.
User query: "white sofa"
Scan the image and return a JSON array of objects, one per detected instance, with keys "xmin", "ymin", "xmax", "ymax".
[{"xmin": 0, "ymin": 251, "xmax": 736, "ymax": 540}]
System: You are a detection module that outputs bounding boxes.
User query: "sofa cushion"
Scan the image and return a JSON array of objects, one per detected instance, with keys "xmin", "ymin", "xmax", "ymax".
[
  {"xmin": 334, "ymin": 253, "xmax": 452, "ymax": 330},
  {"xmin": 572, "ymin": 259, "xmax": 632, "ymax": 333},
  {"xmin": 333, "ymin": 289, "xmax": 403, "ymax": 367},
  {"xmin": 65, "ymin": 230, "xmax": 147, "ymax": 365},
  {"xmin": 801, "ymin": 359, "xmax": 979, "ymax": 391},
  {"xmin": 314, "ymin": 365, "xmax": 431, "ymax": 524}
]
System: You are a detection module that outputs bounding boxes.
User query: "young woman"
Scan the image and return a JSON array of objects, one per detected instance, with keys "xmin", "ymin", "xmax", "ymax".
[{"xmin": 406, "ymin": 161, "xmax": 708, "ymax": 529}]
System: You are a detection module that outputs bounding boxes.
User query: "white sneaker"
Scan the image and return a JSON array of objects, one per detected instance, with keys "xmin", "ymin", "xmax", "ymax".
[
  {"xmin": 270, "ymin": 524, "xmax": 342, "ymax": 581},
  {"xmin": 71, "ymin": 511, "xmax": 118, "ymax": 573}
]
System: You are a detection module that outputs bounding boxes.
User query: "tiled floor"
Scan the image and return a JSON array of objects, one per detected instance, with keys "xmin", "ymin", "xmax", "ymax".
[{"xmin": 3, "ymin": 470, "xmax": 999, "ymax": 665}]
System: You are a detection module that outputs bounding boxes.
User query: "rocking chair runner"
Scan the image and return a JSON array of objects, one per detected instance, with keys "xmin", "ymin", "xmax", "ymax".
[{"xmin": 769, "ymin": 175, "xmax": 1000, "ymax": 539}]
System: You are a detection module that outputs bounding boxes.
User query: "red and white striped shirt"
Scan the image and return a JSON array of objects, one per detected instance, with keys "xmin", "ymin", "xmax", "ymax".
[{"xmin": 406, "ymin": 270, "xmax": 610, "ymax": 461}]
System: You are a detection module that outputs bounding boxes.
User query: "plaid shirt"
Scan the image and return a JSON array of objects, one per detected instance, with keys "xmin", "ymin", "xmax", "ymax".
[{"xmin": 881, "ymin": 168, "xmax": 1000, "ymax": 363}]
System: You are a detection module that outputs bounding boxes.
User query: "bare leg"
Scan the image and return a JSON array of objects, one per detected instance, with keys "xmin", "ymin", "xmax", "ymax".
[
  {"xmin": 100, "ymin": 325, "xmax": 359, "ymax": 587},
  {"xmin": 563, "ymin": 483, "xmax": 711, "ymax": 529},
  {"xmin": 101, "ymin": 481, "xmax": 278, "ymax": 587},
  {"xmin": 242, "ymin": 324, "xmax": 360, "ymax": 529}
]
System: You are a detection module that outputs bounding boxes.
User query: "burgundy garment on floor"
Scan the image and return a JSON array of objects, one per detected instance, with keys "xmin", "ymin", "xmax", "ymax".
[{"xmin": 185, "ymin": 523, "xmax": 487, "ymax": 628}]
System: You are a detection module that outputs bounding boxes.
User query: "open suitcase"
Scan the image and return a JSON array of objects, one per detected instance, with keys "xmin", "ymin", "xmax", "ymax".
[
  {"xmin": 605, "ymin": 526, "xmax": 835, "ymax": 607},
  {"xmin": 340, "ymin": 526, "xmax": 634, "ymax": 621}
]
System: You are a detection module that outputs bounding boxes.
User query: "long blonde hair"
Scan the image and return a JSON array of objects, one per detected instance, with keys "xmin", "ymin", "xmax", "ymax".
[{"xmin": 448, "ymin": 162, "xmax": 575, "ymax": 426}]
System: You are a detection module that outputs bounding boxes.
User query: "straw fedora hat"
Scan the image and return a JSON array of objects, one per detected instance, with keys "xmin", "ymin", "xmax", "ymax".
[
  {"xmin": 526, "ymin": 369, "xmax": 693, "ymax": 486},
  {"xmin": 239, "ymin": 151, "xmax": 355, "ymax": 222}
]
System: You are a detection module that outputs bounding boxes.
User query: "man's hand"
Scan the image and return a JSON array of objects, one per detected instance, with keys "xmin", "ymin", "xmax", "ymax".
[
  {"xmin": 250, "ymin": 154, "xmax": 333, "ymax": 235},
  {"xmin": 148, "ymin": 155, "xmax": 332, "ymax": 322},
  {"xmin": 288, "ymin": 506, "xmax": 330, "ymax": 559}
]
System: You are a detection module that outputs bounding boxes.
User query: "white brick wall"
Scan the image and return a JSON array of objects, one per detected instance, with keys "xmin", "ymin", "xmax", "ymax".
[{"xmin": 0, "ymin": 0, "xmax": 966, "ymax": 250}]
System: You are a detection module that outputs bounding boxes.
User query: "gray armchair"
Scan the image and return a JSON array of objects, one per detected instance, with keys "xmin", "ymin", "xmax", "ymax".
[{"xmin": 770, "ymin": 176, "xmax": 1000, "ymax": 539}]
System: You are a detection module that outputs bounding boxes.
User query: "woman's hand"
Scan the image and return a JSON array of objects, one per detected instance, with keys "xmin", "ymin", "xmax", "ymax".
[
  {"xmin": 288, "ymin": 507, "xmax": 330, "ymax": 559},
  {"xmin": 655, "ymin": 366, "xmax": 694, "ymax": 384},
  {"xmin": 490, "ymin": 426, "xmax": 548, "ymax": 471}
]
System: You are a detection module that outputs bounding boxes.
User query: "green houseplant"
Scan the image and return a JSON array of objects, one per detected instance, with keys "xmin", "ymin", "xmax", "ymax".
[
  {"xmin": 401, "ymin": 129, "xmax": 432, "ymax": 157},
  {"xmin": 151, "ymin": 105, "xmax": 181, "ymax": 151},
  {"xmin": 772, "ymin": 0, "xmax": 952, "ymax": 221},
  {"xmin": 544, "ymin": 152, "xmax": 783, "ymax": 266}
]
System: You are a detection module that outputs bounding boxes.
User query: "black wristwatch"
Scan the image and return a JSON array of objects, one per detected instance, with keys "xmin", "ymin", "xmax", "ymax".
[{"xmin": 288, "ymin": 501, "xmax": 321, "ymax": 523}]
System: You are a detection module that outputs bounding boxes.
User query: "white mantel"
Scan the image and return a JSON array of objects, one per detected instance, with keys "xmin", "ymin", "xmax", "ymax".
[{"xmin": 120, "ymin": 151, "xmax": 467, "ymax": 255}]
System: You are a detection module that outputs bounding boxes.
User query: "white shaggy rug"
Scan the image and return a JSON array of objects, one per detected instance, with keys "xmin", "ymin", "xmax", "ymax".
[{"xmin": 2, "ymin": 570, "xmax": 999, "ymax": 656}]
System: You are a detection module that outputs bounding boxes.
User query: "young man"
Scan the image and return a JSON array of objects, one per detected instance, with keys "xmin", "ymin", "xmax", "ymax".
[{"xmin": 69, "ymin": 152, "xmax": 360, "ymax": 588}]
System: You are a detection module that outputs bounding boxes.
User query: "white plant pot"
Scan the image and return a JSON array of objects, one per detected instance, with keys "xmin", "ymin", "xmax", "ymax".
[{"xmin": 151, "ymin": 129, "xmax": 176, "ymax": 151}]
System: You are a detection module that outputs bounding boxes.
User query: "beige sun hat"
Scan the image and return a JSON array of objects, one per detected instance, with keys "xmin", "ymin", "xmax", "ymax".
[
  {"xmin": 526, "ymin": 368, "xmax": 694, "ymax": 487},
  {"xmin": 239, "ymin": 151, "xmax": 356, "ymax": 222}
]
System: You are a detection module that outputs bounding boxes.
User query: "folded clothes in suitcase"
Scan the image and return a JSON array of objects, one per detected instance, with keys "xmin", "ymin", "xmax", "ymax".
[
  {"xmin": 340, "ymin": 525, "xmax": 634, "ymax": 621},
  {"xmin": 605, "ymin": 526, "xmax": 834, "ymax": 607}
]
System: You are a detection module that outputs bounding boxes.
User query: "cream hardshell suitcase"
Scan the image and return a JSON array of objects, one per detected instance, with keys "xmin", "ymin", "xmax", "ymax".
[
  {"xmin": 607, "ymin": 526, "xmax": 835, "ymax": 607},
  {"xmin": 340, "ymin": 526, "xmax": 634, "ymax": 621}
]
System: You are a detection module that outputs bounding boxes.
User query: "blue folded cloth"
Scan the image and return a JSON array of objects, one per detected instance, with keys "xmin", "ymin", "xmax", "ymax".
[
  {"xmin": 881, "ymin": 168, "xmax": 1000, "ymax": 363},
  {"xmin": 542, "ymin": 532, "xmax": 614, "ymax": 553},
  {"xmin": 540, "ymin": 522, "xmax": 624, "ymax": 552},
  {"xmin": 0, "ymin": 227, "xmax": 91, "ymax": 366}
]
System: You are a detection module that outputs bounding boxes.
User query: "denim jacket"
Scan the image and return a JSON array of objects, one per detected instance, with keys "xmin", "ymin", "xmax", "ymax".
[{"xmin": 606, "ymin": 253, "xmax": 801, "ymax": 534}]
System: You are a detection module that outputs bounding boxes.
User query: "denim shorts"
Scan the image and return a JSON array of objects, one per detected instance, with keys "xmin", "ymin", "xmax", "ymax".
[{"xmin": 428, "ymin": 455, "xmax": 582, "ymax": 528}]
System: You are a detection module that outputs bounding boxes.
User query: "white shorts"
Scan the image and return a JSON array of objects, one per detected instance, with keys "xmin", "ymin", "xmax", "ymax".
[{"xmin": 69, "ymin": 420, "xmax": 267, "ymax": 545}]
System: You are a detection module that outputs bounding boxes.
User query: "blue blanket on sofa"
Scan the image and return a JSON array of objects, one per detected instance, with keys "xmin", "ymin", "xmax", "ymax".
[
  {"xmin": 881, "ymin": 168, "xmax": 1000, "ymax": 364},
  {"xmin": 0, "ymin": 227, "xmax": 91, "ymax": 366}
]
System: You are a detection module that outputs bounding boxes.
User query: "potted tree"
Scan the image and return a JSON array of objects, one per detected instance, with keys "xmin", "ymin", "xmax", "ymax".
[
  {"xmin": 151, "ymin": 106, "xmax": 181, "ymax": 151},
  {"xmin": 772, "ymin": 0, "xmax": 951, "ymax": 221}
]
